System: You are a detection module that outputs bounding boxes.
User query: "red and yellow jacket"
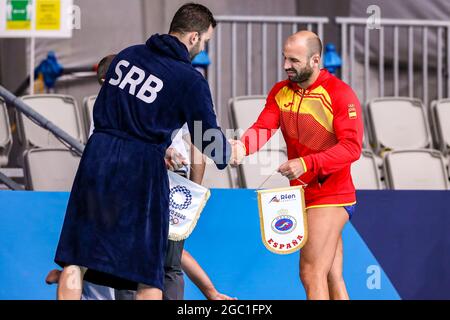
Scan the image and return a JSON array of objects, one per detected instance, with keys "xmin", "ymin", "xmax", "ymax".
[{"xmin": 241, "ymin": 69, "xmax": 364, "ymax": 209}]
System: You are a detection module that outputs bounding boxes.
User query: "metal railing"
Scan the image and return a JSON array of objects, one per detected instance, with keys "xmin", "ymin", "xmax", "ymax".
[
  {"xmin": 208, "ymin": 15, "xmax": 329, "ymax": 124},
  {"xmin": 337, "ymin": 17, "xmax": 450, "ymax": 105},
  {"xmin": 0, "ymin": 85, "xmax": 85, "ymax": 189}
]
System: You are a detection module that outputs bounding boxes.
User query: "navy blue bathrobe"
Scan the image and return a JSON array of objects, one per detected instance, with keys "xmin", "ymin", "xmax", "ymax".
[{"xmin": 54, "ymin": 34, "xmax": 230, "ymax": 291}]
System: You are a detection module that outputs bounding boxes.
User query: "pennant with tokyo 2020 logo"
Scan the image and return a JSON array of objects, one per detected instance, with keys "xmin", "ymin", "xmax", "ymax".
[
  {"xmin": 167, "ymin": 170, "xmax": 210, "ymax": 241},
  {"xmin": 257, "ymin": 186, "xmax": 307, "ymax": 254}
]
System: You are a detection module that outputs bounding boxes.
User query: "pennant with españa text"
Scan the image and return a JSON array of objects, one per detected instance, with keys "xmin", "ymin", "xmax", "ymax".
[{"xmin": 257, "ymin": 186, "xmax": 308, "ymax": 254}]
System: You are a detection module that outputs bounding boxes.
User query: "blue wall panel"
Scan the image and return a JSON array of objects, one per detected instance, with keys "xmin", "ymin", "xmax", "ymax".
[
  {"xmin": 352, "ymin": 191, "xmax": 450, "ymax": 299},
  {"xmin": 183, "ymin": 189, "xmax": 399, "ymax": 300},
  {"xmin": 3, "ymin": 189, "xmax": 447, "ymax": 299}
]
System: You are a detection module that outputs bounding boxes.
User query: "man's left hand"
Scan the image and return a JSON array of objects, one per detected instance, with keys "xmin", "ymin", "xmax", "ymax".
[
  {"xmin": 165, "ymin": 147, "xmax": 188, "ymax": 171},
  {"xmin": 278, "ymin": 159, "xmax": 305, "ymax": 180}
]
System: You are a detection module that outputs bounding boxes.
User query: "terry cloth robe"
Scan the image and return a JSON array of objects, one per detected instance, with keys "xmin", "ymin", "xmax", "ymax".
[{"xmin": 54, "ymin": 34, "xmax": 231, "ymax": 291}]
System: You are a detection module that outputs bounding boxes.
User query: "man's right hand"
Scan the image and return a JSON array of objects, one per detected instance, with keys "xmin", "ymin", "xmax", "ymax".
[
  {"xmin": 229, "ymin": 139, "xmax": 246, "ymax": 166},
  {"xmin": 165, "ymin": 147, "xmax": 188, "ymax": 171}
]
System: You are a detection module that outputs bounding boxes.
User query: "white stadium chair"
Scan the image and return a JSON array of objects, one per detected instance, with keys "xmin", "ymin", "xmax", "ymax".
[
  {"xmin": 229, "ymin": 96, "xmax": 286, "ymax": 151},
  {"xmin": 18, "ymin": 94, "xmax": 85, "ymax": 148},
  {"xmin": 83, "ymin": 95, "xmax": 97, "ymax": 138},
  {"xmin": 23, "ymin": 148, "xmax": 80, "ymax": 191},
  {"xmin": 229, "ymin": 96, "xmax": 289, "ymax": 189},
  {"xmin": 383, "ymin": 149, "xmax": 449, "ymax": 190},
  {"xmin": 0, "ymin": 99, "xmax": 12, "ymax": 166},
  {"xmin": 238, "ymin": 149, "xmax": 290, "ymax": 189},
  {"xmin": 367, "ymin": 97, "xmax": 432, "ymax": 154},
  {"xmin": 351, "ymin": 149, "xmax": 382, "ymax": 190},
  {"xmin": 430, "ymin": 99, "xmax": 450, "ymax": 156}
]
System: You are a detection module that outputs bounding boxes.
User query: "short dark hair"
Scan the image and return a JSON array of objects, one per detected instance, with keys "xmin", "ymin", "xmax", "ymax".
[
  {"xmin": 96, "ymin": 54, "xmax": 116, "ymax": 85},
  {"xmin": 307, "ymin": 36, "xmax": 323, "ymax": 58},
  {"xmin": 169, "ymin": 3, "xmax": 216, "ymax": 35}
]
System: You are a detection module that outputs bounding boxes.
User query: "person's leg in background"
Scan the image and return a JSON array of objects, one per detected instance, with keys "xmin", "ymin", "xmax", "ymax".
[{"xmin": 163, "ymin": 239, "xmax": 185, "ymax": 300}]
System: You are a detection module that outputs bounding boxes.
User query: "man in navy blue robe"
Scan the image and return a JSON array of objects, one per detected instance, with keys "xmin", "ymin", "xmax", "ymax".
[{"xmin": 54, "ymin": 3, "xmax": 239, "ymax": 300}]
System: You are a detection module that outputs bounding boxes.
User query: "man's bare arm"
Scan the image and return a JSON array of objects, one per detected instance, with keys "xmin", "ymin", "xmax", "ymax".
[{"xmin": 189, "ymin": 142, "xmax": 206, "ymax": 184}]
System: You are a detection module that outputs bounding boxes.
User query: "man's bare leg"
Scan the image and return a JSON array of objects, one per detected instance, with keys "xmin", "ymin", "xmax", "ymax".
[
  {"xmin": 57, "ymin": 265, "xmax": 87, "ymax": 300},
  {"xmin": 327, "ymin": 236, "xmax": 350, "ymax": 300},
  {"xmin": 135, "ymin": 283, "xmax": 162, "ymax": 300},
  {"xmin": 299, "ymin": 207, "xmax": 349, "ymax": 300}
]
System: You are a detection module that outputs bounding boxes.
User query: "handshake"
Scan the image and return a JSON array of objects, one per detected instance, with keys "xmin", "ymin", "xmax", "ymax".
[{"xmin": 229, "ymin": 139, "xmax": 246, "ymax": 166}]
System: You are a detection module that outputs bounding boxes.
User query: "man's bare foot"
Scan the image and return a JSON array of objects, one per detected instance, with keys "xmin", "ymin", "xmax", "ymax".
[{"xmin": 45, "ymin": 269, "xmax": 62, "ymax": 285}]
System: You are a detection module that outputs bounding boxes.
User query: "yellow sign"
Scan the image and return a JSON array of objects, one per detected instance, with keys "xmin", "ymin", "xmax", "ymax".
[{"xmin": 36, "ymin": 0, "xmax": 60, "ymax": 30}]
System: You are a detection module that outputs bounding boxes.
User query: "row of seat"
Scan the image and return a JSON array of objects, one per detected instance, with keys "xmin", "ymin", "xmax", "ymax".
[
  {"xmin": 20, "ymin": 147, "xmax": 450, "ymax": 191},
  {"xmin": 229, "ymin": 96, "xmax": 450, "ymax": 156},
  {"xmin": 1, "ymin": 94, "xmax": 450, "ymax": 191},
  {"xmin": 0, "ymin": 94, "xmax": 95, "ymax": 164},
  {"xmin": 0, "ymin": 94, "xmax": 93, "ymax": 190},
  {"xmin": 351, "ymin": 148, "xmax": 449, "ymax": 190},
  {"xmin": 2, "ymin": 94, "xmax": 448, "ymax": 158},
  {"xmin": 227, "ymin": 95, "xmax": 450, "ymax": 190}
]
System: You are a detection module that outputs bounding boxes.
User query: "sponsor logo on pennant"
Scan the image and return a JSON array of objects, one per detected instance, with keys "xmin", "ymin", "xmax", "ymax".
[
  {"xmin": 257, "ymin": 186, "xmax": 308, "ymax": 254},
  {"xmin": 268, "ymin": 196, "xmax": 280, "ymax": 203}
]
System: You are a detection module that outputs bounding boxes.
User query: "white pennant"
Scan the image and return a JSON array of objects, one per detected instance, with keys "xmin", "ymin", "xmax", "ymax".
[
  {"xmin": 257, "ymin": 186, "xmax": 308, "ymax": 254},
  {"xmin": 167, "ymin": 170, "xmax": 210, "ymax": 241}
]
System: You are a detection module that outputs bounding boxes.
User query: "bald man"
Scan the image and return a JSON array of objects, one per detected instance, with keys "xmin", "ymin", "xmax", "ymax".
[{"xmin": 232, "ymin": 31, "xmax": 364, "ymax": 300}]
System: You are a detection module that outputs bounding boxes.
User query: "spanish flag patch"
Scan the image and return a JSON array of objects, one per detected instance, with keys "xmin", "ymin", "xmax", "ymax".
[{"xmin": 348, "ymin": 104, "xmax": 357, "ymax": 119}]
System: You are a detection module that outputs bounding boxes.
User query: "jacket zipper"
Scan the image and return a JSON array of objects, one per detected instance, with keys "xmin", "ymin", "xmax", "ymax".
[{"xmin": 296, "ymin": 89, "xmax": 305, "ymax": 139}]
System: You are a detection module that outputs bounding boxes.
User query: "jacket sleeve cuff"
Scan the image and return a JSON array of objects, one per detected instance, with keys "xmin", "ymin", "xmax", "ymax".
[
  {"xmin": 299, "ymin": 157, "xmax": 308, "ymax": 173},
  {"xmin": 300, "ymin": 156, "xmax": 314, "ymax": 173},
  {"xmin": 242, "ymin": 142, "xmax": 248, "ymax": 156}
]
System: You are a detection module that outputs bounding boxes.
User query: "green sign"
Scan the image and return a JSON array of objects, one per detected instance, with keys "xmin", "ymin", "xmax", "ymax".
[{"xmin": 6, "ymin": 0, "xmax": 32, "ymax": 30}]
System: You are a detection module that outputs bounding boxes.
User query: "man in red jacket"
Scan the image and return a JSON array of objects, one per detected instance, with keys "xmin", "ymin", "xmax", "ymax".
[{"xmin": 231, "ymin": 31, "xmax": 363, "ymax": 300}]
